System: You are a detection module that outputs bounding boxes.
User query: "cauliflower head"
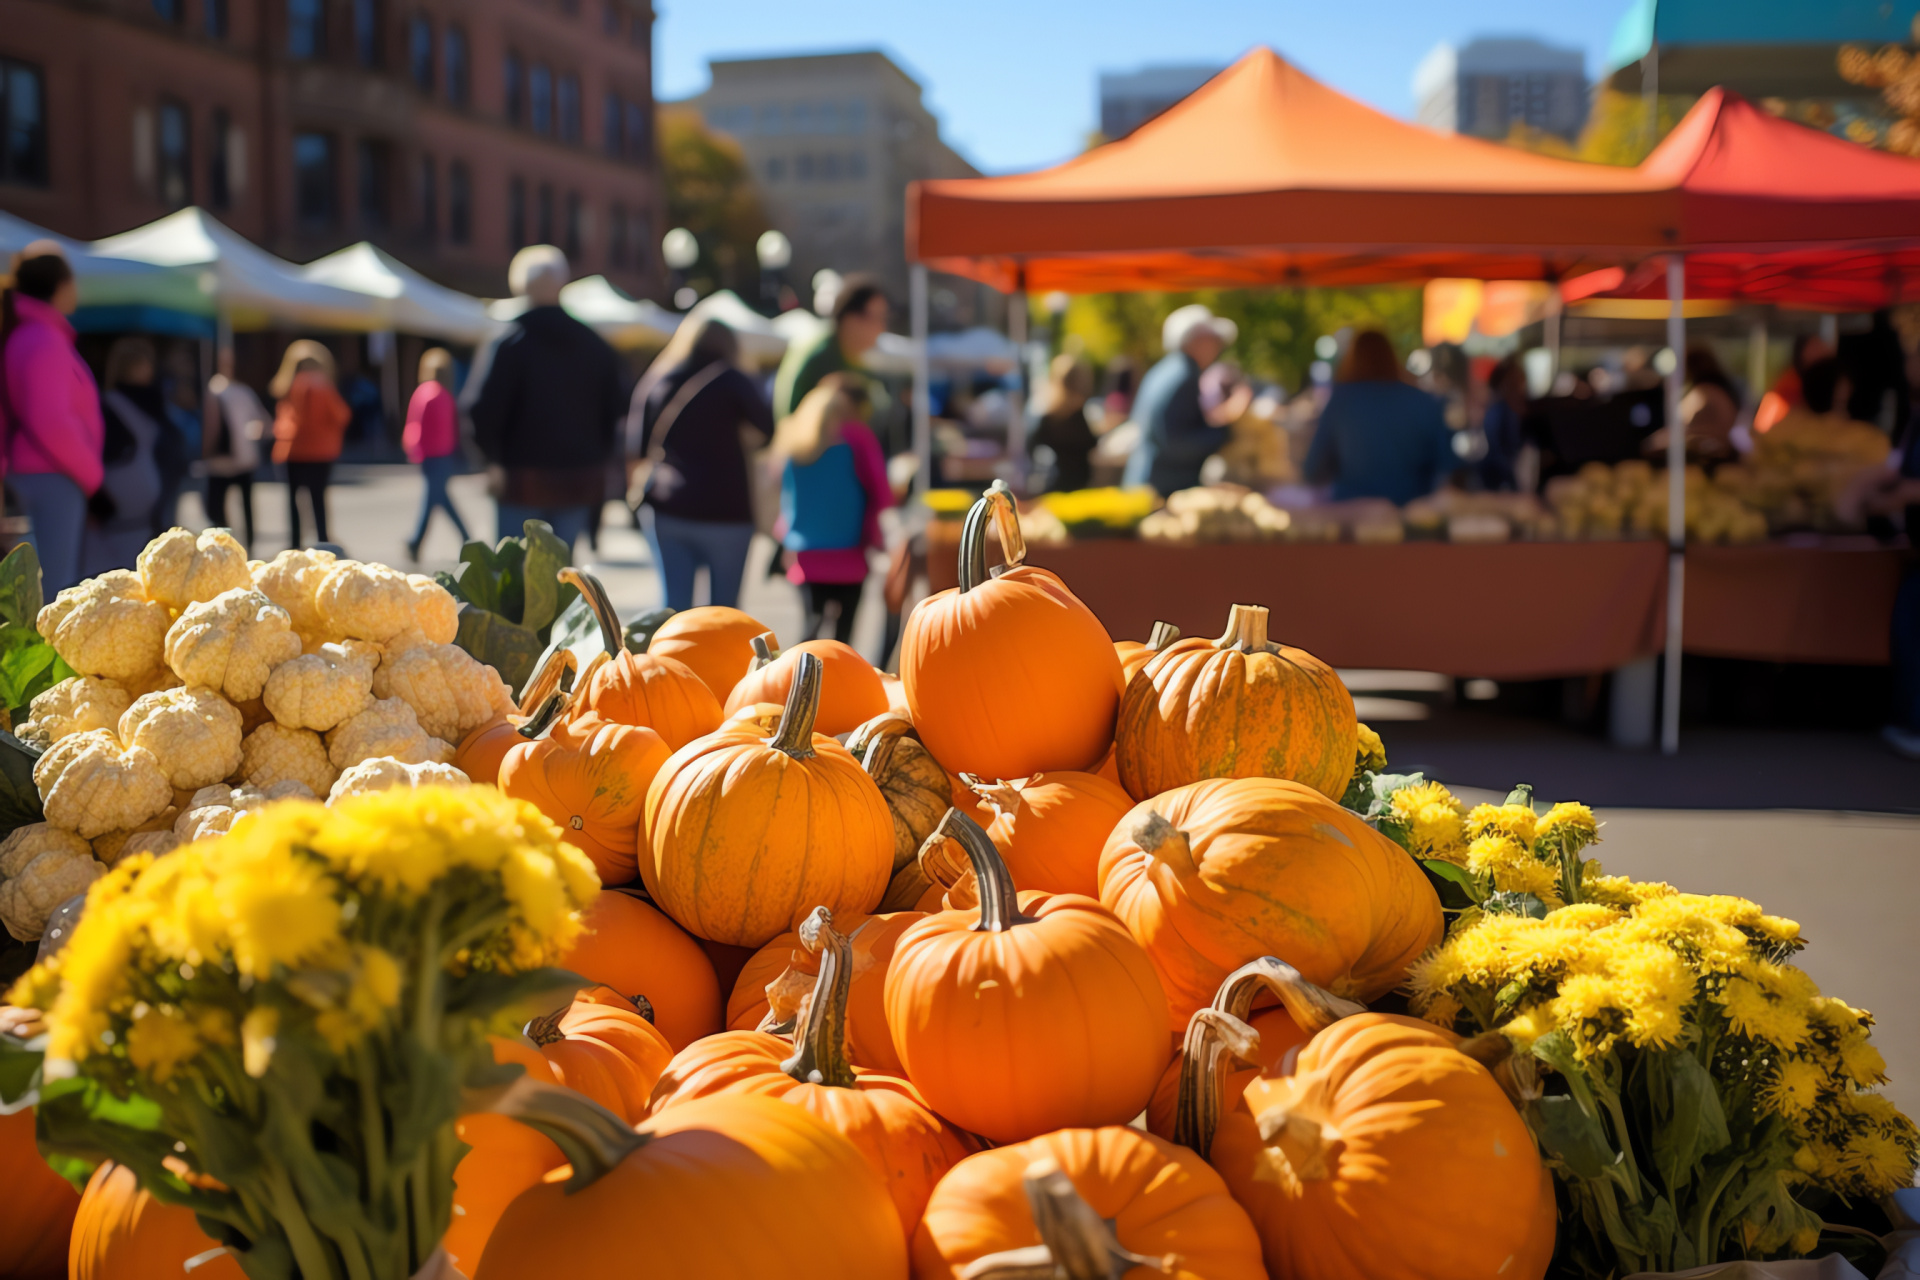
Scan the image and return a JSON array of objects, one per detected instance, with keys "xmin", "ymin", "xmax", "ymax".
[
  {"xmin": 117, "ymin": 685, "xmax": 245, "ymax": 790},
  {"xmin": 252, "ymin": 548, "xmax": 338, "ymax": 635},
  {"xmin": 327, "ymin": 756, "xmax": 470, "ymax": 804},
  {"xmin": 138, "ymin": 527, "xmax": 252, "ymax": 612},
  {"xmin": 32, "ymin": 728, "xmax": 172, "ymax": 839},
  {"xmin": 371, "ymin": 642, "xmax": 515, "ymax": 743},
  {"xmin": 263, "ymin": 642, "xmax": 376, "ymax": 732},
  {"xmin": 316, "ymin": 562, "xmax": 417, "ymax": 642},
  {"xmin": 238, "ymin": 722, "xmax": 339, "ymax": 797},
  {"xmin": 37, "ymin": 570, "xmax": 171, "ymax": 682},
  {"xmin": 17, "ymin": 676, "xmax": 132, "ymax": 751},
  {"xmin": 165, "ymin": 588, "xmax": 303, "ymax": 702},
  {"xmin": 408, "ymin": 574, "xmax": 460, "ymax": 645},
  {"xmin": 326, "ymin": 698, "xmax": 456, "ymax": 772},
  {"xmin": 92, "ymin": 805, "xmax": 181, "ymax": 866},
  {"xmin": 0, "ymin": 824, "xmax": 103, "ymax": 941},
  {"xmin": 173, "ymin": 779, "xmax": 316, "ymax": 844}
]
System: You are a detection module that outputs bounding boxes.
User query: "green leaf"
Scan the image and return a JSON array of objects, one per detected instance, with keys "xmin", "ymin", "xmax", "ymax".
[
  {"xmin": 1420, "ymin": 859, "xmax": 1480, "ymax": 910},
  {"xmin": 494, "ymin": 537, "xmax": 528, "ymax": 628},
  {"xmin": 452, "ymin": 605, "xmax": 543, "ymax": 698},
  {"xmin": 1533, "ymin": 1093, "xmax": 1619, "ymax": 1181},
  {"xmin": 1646, "ymin": 1047, "xmax": 1731, "ymax": 1198},
  {"xmin": 0, "ymin": 731, "xmax": 45, "ymax": 837},
  {"xmin": 0, "ymin": 1025, "xmax": 43, "ymax": 1107},
  {"xmin": 0, "ymin": 624, "xmax": 61, "ymax": 711},
  {"xmin": 1363, "ymin": 771, "xmax": 1429, "ymax": 820},
  {"xmin": 1504, "ymin": 783, "xmax": 1536, "ymax": 810},
  {"xmin": 624, "ymin": 608, "xmax": 675, "ymax": 654},
  {"xmin": 0, "ymin": 542, "xmax": 43, "ymax": 628},
  {"xmin": 518, "ymin": 520, "xmax": 574, "ymax": 635},
  {"xmin": 433, "ymin": 568, "xmax": 467, "ymax": 605},
  {"xmin": 452, "ymin": 541, "xmax": 503, "ymax": 615}
]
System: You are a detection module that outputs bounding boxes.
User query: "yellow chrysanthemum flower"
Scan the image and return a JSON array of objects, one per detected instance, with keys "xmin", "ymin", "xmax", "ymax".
[
  {"xmin": 1620, "ymin": 894, "xmax": 1753, "ymax": 973},
  {"xmin": 210, "ymin": 848, "xmax": 343, "ymax": 980},
  {"xmin": 314, "ymin": 946, "xmax": 405, "ymax": 1052},
  {"xmin": 125, "ymin": 1004, "xmax": 200, "ymax": 1083},
  {"xmin": 1354, "ymin": 723, "xmax": 1387, "ymax": 772},
  {"xmin": 1760, "ymin": 1057, "xmax": 1825, "ymax": 1118},
  {"xmin": 1501, "ymin": 1003, "xmax": 1559, "ymax": 1050},
  {"xmin": 1840, "ymin": 1128, "xmax": 1919, "ymax": 1196},
  {"xmin": 1388, "ymin": 781, "xmax": 1467, "ymax": 859},
  {"xmin": 1465, "ymin": 834, "xmax": 1560, "ymax": 901},
  {"xmin": 1581, "ymin": 869, "xmax": 1676, "ymax": 908},
  {"xmin": 1536, "ymin": 801, "xmax": 1598, "ymax": 845},
  {"xmin": 1718, "ymin": 960, "xmax": 1818, "ymax": 1049},
  {"xmin": 1466, "ymin": 802, "xmax": 1537, "ymax": 847},
  {"xmin": 1837, "ymin": 1032, "xmax": 1888, "ymax": 1088},
  {"xmin": 1544, "ymin": 903, "xmax": 1625, "ymax": 932}
]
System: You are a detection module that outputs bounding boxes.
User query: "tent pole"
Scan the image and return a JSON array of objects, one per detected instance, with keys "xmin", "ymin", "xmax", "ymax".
[
  {"xmin": 1661, "ymin": 254, "xmax": 1686, "ymax": 756},
  {"xmin": 910, "ymin": 263, "xmax": 931, "ymax": 495},
  {"xmin": 1006, "ymin": 288, "xmax": 1028, "ymax": 492}
]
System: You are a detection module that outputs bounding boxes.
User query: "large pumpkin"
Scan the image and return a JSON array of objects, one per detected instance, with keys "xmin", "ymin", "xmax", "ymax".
[
  {"xmin": 1115, "ymin": 602, "xmax": 1357, "ymax": 802},
  {"xmin": 726, "ymin": 907, "xmax": 925, "ymax": 1075},
  {"xmin": 847, "ymin": 713, "xmax": 952, "ymax": 877},
  {"xmin": 1114, "ymin": 619, "xmax": 1181, "ymax": 683},
  {"xmin": 911, "ymin": 1126, "xmax": 1265, "ymax": 1280},
  {"xmin": 883, "ymin": 809, "xmax": 1169, "ymax": 1144},
  {"xmin": 0, "ymin": 1104, "xmax": 78, "ymax": 1280},
  {"xmin": 451, "ymin": 715, "xmax": 526, "ymax": 787},
  {"xmin": 645, "ymin": 606, "xmax": 769, "ymax": 702},
  {"xmin": 644, "ymin": 652, "xmax": 893, "ymax": 947},
  {"xmin": 567, "ymin": 649, "xmax": 721, "ymax": 749},
  {"xmin": 901, "ymin": 482, "xmax": 1123, "ymax": 780},
  {"xmin": 726, "ymin": 636, "xmax": 889, "ymax": 736},
  {"xmin": 560, "ymin": 889, "xmax": 722, "ymax": 1050},
  {"xmin": 966, "ymin": 769, "xmax": 1134, "ymax": 899},
  {"xmin": 650, "ymin": 908, "xmax": 975, "ymax": 1234},
  {"xmin": 475, "ymin": 1088, "xmax": 905, "ymax": 1280},
  {"xmin": 501, "ymin": 717, "xmax": 671, "ymax": 886},
  {"xmin": 69, "ymin": 1161, "xmax": 245, "ymax": 1280},
  {"xmin": 1098, "ymin": 777, "xmax": 1442, "ymax": 1026},
  {"xmin": 1235, "ymin": 1013, "xmax": 1554, "ymax": 1280}
]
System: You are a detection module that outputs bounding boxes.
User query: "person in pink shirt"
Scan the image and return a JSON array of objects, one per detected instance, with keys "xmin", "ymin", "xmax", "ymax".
[
  {"xmin": 771, "ymin": 374, "xmax": 893, "ymax": 647},
  {"xmin": 403, "ymin": 347, "xmax": 470, "ymax": 560},
  {"xmin": 1, "ymin": 249, "xmax": 105, "ymax": 594}
]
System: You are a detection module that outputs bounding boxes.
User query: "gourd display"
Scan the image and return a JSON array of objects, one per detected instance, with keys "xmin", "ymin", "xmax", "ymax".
[
  {"xmin": 725, "ymin": 906, "xmax": 926, "ymax": 1075},
  {"xmin": 567, "ymin": 649, "xmax": 721, "ymax": 750},
  {"xmin": 0, "ymin": 1104, "xmax": 80, "ymax": 1280},
  {"xmin": 644, "ymin": 606, "xmax": 770, "ymax": 702},
  {"xmin": 1115, "ymin": 602, "xmax": 1358, "ymax": 802},
  {"xmin": 901, "ymin": 482, "xmax": 1124, "ymax": 781},
  {"xmin": 725, "ymin": 635, "xmax": 890, "ymax": 736},
  {"xmin": 965, "ymin": 769, "xmax": 1134, "ymax": 899},
  {"xmin": 560, "ymin": 889, "xmax": 722, "ymax": 1050},
  {"xmin": 883, "ymin": 809, "xmax": 1170, "ymax": 1144},
  {"xmin": 1098, "ymin": 777, "xmax": 1443, "ymax": 1025},
  {"xmin": 643, "ymin": 653, "xmax": 893, "ymax": 947},
  {"xmin": 649, "ymin": 908, "xmax": 975, "ymax": 1233},
  {"xmin": 68, "ymin": 1161, "xmax": 245, "ymax": 1280},
  {"xmin": 499, "ymin": 715, "xmax": 671, "ymax": 886},
  {"xmin": 846, "ymin": 713, "xmax": 953, "ymax": 881}
]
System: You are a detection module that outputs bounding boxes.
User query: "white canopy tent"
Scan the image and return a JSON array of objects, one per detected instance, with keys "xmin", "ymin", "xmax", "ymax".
[
  {"xmin": 2, "ymin": 210, "xmax": 210, "ymax": 316},
  {"xmin": 679, "ymin": 290, "xmax": 787, "ymax": 366},
  {"xmin": 300, "ymin": 242, "xmax": 498, "ymax": 344},
  {"xmin": 489, "ymin": 275, "xmax": 679, "ymax": 349}
]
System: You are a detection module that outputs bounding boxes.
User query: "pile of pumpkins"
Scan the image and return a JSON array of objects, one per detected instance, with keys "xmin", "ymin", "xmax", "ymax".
[{"xmin": 33, "ymin": 484, "xmax": 1557, "ymax": 1280}]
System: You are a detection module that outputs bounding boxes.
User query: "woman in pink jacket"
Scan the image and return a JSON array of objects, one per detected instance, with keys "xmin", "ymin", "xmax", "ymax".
[
  {"xmin": 402, "ymin": 347, "xmax": 470, "ymax": 561},
  {"xmin": 1, "ymin": 251, "xmax": 104, "ymax": 594}
]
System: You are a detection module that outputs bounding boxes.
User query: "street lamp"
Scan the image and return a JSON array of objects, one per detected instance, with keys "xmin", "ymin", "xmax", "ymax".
[
  {"xmin": 662, "ymin": 227, "xmax": 699, "ymax": 309},
  {"xmin": 756, "ymin": 229, "xmax": 792, "ymax": 313}
]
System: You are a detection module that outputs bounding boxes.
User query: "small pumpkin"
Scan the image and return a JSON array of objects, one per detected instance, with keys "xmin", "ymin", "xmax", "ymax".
[
  {"xmin": 911, "ymin": 1127, "xmax": 1265, "ymax": 1280},
  {"xmin": 1116, "ymin": 602, "xmax": 1357, "ymax": 802},
  {"xmin": 848, "ymin": 713, "xmax": 953, "ymax": 876},
  {"xmin": 567, "ymin": 649, "xmax": 722, "ymax": 749},
  {"xmin": 1098, "ymin": 777, "xmax": 1443, "ymax": 1026},
  {"xmin": 525, "ymin": 984, "xmax": 675, "ymax": 1122},
  {"xmin": 966, "ymin": 769, "xmax": 1134, "ymax": 899},
  {"xmin": 475, "ymin": 1087, "xmax": 906, "ymax": 1280},
  {"xmin": 501, "ymin": 715, "xmax": 671, "ymax": 886},
  {"xmin": 725, "ymin": 635, "xmax": 889, "ymax": 736},
  {"xmin": 560, "ymin": 889, "xmax": 722, "ymax": 1050},
  {"xmin": 643, "ymin": 652, "xmax": 893, "ymax": 947},
  {"xmin": 883, "ymin": 808, "xmax": 1170, "ymax": 1145},
  {"xmin": 0, "ymin": 1103, "xmax": 78, "ymax": 1280},
  {"xmin": 901, "ymin": 482, "xmax": 1124, "ymax": 781},
  {"xmin": 451, "ymin": 714, "xmax": 524, "ymax": 787},
  {"xmin": 69, "ymin": 1161, "xmax": 245, "ymax": 1280},
  {"xmin": 651, "ymin": 908, "xmax": 975, "ymax": 1234},
  {"xmin": 645, "ymin": 605, "xmax": 770, "ymax": 702},
  {"xmin": 1114, "ymin": 619, "xmax": 1181, "ymax": 683}
]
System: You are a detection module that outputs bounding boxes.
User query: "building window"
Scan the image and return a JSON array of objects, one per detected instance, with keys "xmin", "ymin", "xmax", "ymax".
[
  {"xmin": 152, "ymin": 0, "xmax": 182, "ymax": 22},
  {"xmin": 558, "ymin": 74, "xmax": 581, "ymax": 144},
  {"xmin": 408, "ymin": 15, "xmax": 433, "ymax": 91},
  {"xmin": 205, "ymin": 0, "xmax": 228, "ymax": 38},
  {"xmin": 209, "ymin": 108, "xmax": 232, "ymax": 208},
  {"xmin": 536, "ymin": 182, "xmax": 553, "ymax": 245},
  {"xmin": 602, "ymin": 1, "xmax": 619, "ymax": 34},
  {"xmin": 763, "ymin": 156, "xmax": 783, "ymax": 182},
  {"xmin": 602, "ymin": 92, "xmax": 622, "ymax": 156},
  {"xmin": 357, "ymin": 138, "xmax": 390, "ymax": 227},
  {"xmin": 445, "ymin": 26, "xmax": 469, "ymax": 106},
  {"xmin": 623, "ymin": 100, "xmax": 646, "ymax": 163},
  {"xmin": 354, "ymin": 0, "xmax": 382, "ymax": 67},
  {"xmin": 529, "ymin": 64, "xmax": 551, "ymax": 136},
  {"xmin": 609, "ymin": 199, "xmax": 627, "ymax": 266},
  {"xmin": 157, "ymin": 98, "xmax": 191, "ymax": 208},
  {"xmin": 0, "ymin": 60, "xmax": 49, "ymax": 188},
  {"xmin": 293, "ymin": 131, "xmax": 336, "ymax": 227},
  {"xmin": 448, "ymin": 159, "xmax": 470, "ymax": 243},
  {"xmin": 564, "ymin": 190, "xmax": 582, "ymax": 258},
  {"xmin": 507, "ymin": 175, "xmax": 525, "ymax": 248},
  {"xmin": 417, "ymin": 153, "xmax": 436, "ymax": 237},
  {"xmin": 288, "ymin": 0, "xmax": 325, "ymax": 59},
  {"xmin": 503, "ymin": 52, "xmax": 522, "ymax": 125}
]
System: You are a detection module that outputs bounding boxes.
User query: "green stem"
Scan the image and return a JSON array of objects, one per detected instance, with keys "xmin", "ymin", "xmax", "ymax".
[
  {"xmin": 264, "ymin": 1156, "xmax": 340, "ymax": 1280},
  {"xmin": 1692, "ymin": 1158, "xmax": 1744, "ymax": 1264},
  {"xmin": 780, "ymin": 907, "xmax": 857, "ymax": 1088},
  {"xmin": 353, "ymin": 1042, "xmax": 388, "ymax": 1217},
  {"xmin": 766, "ymin": 652, "xmax": 822, "ymax": 760},
  {"xmin": 1597, "ymin": 1083, "xmax": 1646, "ymax": 1204},
  {"xmin": 941, "ymin": 807, "xmax": 1033, "ymax": 933}
]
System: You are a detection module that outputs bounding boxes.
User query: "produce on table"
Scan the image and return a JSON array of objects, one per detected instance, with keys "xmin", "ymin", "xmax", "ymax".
[
  {"xmin": 172, "ymin": 780, "xmax": 316, "ymax": 844},
  {"xmin": 566, "ymin": 647, "xmax": 721, "ymax": 750},
  {"xmin": 1545, "ymin": 461, "xmax": 1769, "ymax": 544},
  {"xmin": 371, "ymin": 641, "xmax": 517, "ymax": 743},
  {"xmin": 725, "ymin": 634, "xmax": 890, "ymax": 736},
  {"xmin": 0, "ymin": 1102, "xmax": 79, "ymax": 1280},
  {"xmin": 32, "ymin": 728, "xmax": 172, "ymax": 839},
  {"xmin": 14, "ymin": 674, "xmax": 129, "ymax": 752},
  {"xmin": 523, "ymin": 983, "xmax": 673, "ymax": 1124},
  {"xmin": 90, "ymin": 803, "xmax": 182, "ymax": 866},
  {"xmin": 239, "ymin": 721, "xmax": 339, "ymax": 795},
  {"xmin": 325, "ymin": 697, "xmax": 457, "ymax": 771},
  {"xmin": 37, "ymin": 570, "xmax": 172, "ymax": 683},
  {"xmin": 1139, "ymin": 485, "xmax": 1294, "ymax": 543},
  {"xmin": 846, "ymin": 713, "xmax": 953, "ymax": 882},
  {"xmin": 963, "ymin": 769, "xmax": 1134, "ymax": 900},
  {"xmin": 251, "ymin": 547, "xmax": 338, "ymax": 637},
  {"xmin": 644, "ymin": 604, "xmax": 771, "ymax": 702},
  {"xmin": 1115, "ymin": 602, "xmax": 1357, "ymax": 803},
  {"xmin": 559, "ymin": 889, "xmax": 722, "ymax": 1050},
  {"xmin": 501, "ymin": 714, "xmax": 671, "ymax": 886},
  {"xmin": 327, "ymin": 756, "xmax": 470, "ymax": 802},
  {"xmin": 69, "ymin": 1160, "xmax": 246, "ymax": 1280},
  {"xmin": 162, "ymin": 588, "xmax": 303, "ymax": 703},
  {"xmin": 261, "ymin": 642, "xmax": 376, "ymax": 731},
  {"xmin": 136, "ymin": 526, "xmax": 252, "ymax": 612},
  {"xmin": 0, "ymin": 822, "xmax": 102, "ymax": 940},
  {"xmin": 116, "ymin": 685, "xmax": 244, "ymax": 790}
]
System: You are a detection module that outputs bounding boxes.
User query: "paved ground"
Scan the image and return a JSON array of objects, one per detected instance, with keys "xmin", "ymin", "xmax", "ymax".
[{"xmin": 186, "ymin": 465, "xmax": 1920, "ymax": 1120}]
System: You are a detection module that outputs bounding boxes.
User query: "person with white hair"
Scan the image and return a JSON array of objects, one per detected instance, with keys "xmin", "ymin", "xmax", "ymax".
[
  {"xmin": 464, "ymin": 244, "xmax": 626, "ymax": 547},
  {"xmin": 1121, "ymin": 303, "xmax": 1236, "ymax": 494}
]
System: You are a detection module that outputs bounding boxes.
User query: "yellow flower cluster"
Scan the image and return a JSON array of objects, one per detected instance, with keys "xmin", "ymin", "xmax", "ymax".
[
  {"xmin": 1387, "ymin": 781, "xmax": 1467, "ymax": 859},
  {"xmin": 1386, "ymin": 781, "xmax": 1601, "ymax": 908},
  {"xmin": 1354, "ymin": 723, "xmax": 1387, "ymax": 773}
]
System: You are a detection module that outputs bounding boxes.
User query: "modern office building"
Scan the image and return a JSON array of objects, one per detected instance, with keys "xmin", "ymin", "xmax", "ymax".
[
  {"xmin": 0, "ymin": 0, "xmax": 665, "ymax": 298},
  {"xmin": 1414, "ymin": 37, "xmax": 1590, "ymax": 141},
  {"xmin": 1097, "ymin": 64, "xmax": 1225, "ymax": 140}
]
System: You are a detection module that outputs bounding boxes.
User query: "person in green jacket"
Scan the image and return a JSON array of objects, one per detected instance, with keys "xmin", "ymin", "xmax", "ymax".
[{"xmin": 773, "ymin": 273, "xmax": 890, "ymax": 419}]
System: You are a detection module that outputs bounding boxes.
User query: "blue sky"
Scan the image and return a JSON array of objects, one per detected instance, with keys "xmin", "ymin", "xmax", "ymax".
[{"xmin": 654, "ymin": 0, "xmax": 1632, "ymax": 174}]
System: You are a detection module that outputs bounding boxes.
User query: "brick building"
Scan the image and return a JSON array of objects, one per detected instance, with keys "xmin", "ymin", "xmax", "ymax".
[{"xmin": 0, "ymin": 0, "xmax": 664, "ymax": 300}]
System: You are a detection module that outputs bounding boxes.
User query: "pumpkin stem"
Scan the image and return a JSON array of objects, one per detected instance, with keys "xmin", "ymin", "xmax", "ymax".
[
  {"xmin": 765, "ymin": 651, "xmax": 823, "ymax": 760},
  {"xmin": 960, "ymin": 772, "xmax": 1023, "ymax": 822},
  {"xmin": 756, "ymin": 961, "xmax": 813, "ymax": 1035},
  {"xmin": 941, "ymin": 807, "xmax": 1034, "ymax": 933},
  {"xmin": 960, "ymin": 1158, "xmax": 1176, "ymax": 1280},
  {"xmin": 558, "ymin": 567, "xmax": 625, "ymax": 660},
  {"xmin": 748, "ymin": 631, "xmax": 781, "ymax": 673},
  {"xmin": 489, "ymin": 1076, "xmax": 650, "ymax": 1193},
  {"xmin": 957, "ymin": 480, "xmax": 1025, "ymax": 593},
  {"xmin": 779, "ymin": 907, "xmax": 858, "ymax": 1089},
  {"xmin": 517, "ymin": 651, "xmax": 574, "ymax": 718},
  {"xmin": 1147, "ymin": 620, "xmax": 1180, "ymax": 652},
  {"xmin": 1215, "ymin": 602, "xmax": 1281, "ymax": 655},
  {"xmin": 957, "ymin": 498, "xmax": 992, "ymax": 594},
  {"xmin": 1251, "ymin": 1099, "xmax": 1340, "ymax": 1182},
  {"xmin": 1131, "ymin": 812, "xmax": 1199, "ymax": 878},
  {"xmin": 1173, "ymin": 1007, "xmax": 1262, "ymax": 1160},
  {"xmin": 849, "ymin": 712, "xmax": 916, "ymax": 766},
  {"xmin": 517, "ymin": 691, "xmax": 572, "ymax": 739},
  {"xmin": 1212, "ymin": 956, "xmax": 1368, "ymax": 1031}
]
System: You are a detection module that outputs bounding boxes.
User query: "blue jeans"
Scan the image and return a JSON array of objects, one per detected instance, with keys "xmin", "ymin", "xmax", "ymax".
[
  {"xmin": 644, "ymin": 509, "xmax": 754, "ymax": 610},
  {"xmin": 411, "ymin": 455, "xmax": 470, "ymax": 547},
  {"xmin": 497, "ymin": 502, "xmax": 593, "ymax": 551},
  {"xmin": 12, "ymin": 471, "xmax": 87, "ymax": 595}
]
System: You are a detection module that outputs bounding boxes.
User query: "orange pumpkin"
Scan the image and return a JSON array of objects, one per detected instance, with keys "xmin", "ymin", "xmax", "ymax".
[
  {"xmin": 911, "ymin": 1126, "xmax": 1265, "ymax": 1280},
  {"xmin": 966, "ymin": 769, "xmax": 1134, "ymax": 899},
  {"xmin": 501, "ymin": 718, "xmax": 671, "ymax": 885},
  {"xmin": 567, "ymin": 649, "xmax": 722, "ymax": 749},
  {"xmin": 646, "ymin": 605, "xmax": 769, "ymax": 702},
  {"xmin": 644, "ymin": 652, "xmax": 893, "ymax": 947},
  {"xmin": 69, "ymin": 1161, "xmax": 245, "ymax": 1280},
  {"xmin": 475, "ymin": 1089, "xmax": 906, "ymax": 1280},
  {"xmin": 1098, "ymin": 777, "xmax": 1443, "ymax": 1026},
  {"xmin": 878, "ymin": 671, "xmax": 910, "ymax": 716},
  {"xmin": 561, "ymin": 890, "xmax": 722, "ymax": 1050},
  {"xmin": 650, "ymin": 908, "xmax": 975, "ymax": 1234},
  {"xmin": 725, "ymin": 636, "xmax": 889, "ymax": 736},
  {"xmin": 725, "ymin": 907, "xmax": 926, "ymax": 1076},
  {"xmin": 0, "ymin": 1104, "xmax": 78, "ymax": 1280},
  {"xmin": 452, "ymin": 715, "xmax": 526, "ymax": 787},
  {"xmin": 1114, "ymin": 619, "xmax": 1181, "ymax": 683},
  {"xmin": 1116, "ymin": 602, "xmax": 1357, "ymax": 802},
  {"xmin": 527, "ymin": 984, "xmax": 675, "ymax": 1122},
  {"xmin": 901, "ymin": 482, "xmax": 1123, "ymax": 781},
  {"xmin": 883, "ymin": 809, "xmax": 1169, "ymax": 1144}
]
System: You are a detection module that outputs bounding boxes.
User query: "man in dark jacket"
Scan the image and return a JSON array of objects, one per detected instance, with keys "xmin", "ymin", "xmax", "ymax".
[{"xmin": 465, "ymin": 245, "xmax": 626, "ymax": 547}]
